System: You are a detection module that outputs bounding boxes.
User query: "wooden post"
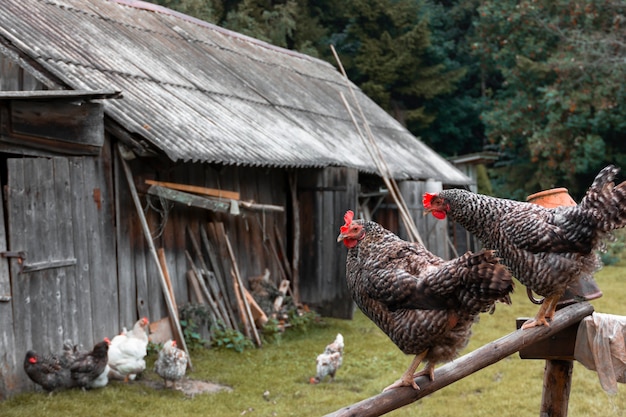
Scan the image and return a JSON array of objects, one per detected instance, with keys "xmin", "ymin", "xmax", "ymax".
[
  {"xmin": 541, "ymin": 360, "xmax": 573, "ymax": 417},
  {"xmin": 323, "ymin": 302, "xmax": 593, "ymax": 417}
]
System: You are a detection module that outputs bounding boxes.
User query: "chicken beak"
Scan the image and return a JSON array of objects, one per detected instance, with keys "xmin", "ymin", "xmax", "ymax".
[{"xmin": 336, "ymin": 233, "xmax": 345, "ymax": 243}]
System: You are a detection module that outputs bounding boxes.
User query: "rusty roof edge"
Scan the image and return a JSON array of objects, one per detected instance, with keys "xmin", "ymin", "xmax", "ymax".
[{"xmin": 111, "ymin": 0, "xmax": 331, "ymax": 67}]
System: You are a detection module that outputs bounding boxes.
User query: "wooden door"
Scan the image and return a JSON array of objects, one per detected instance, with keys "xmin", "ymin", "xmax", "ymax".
[
  {"xmin": 6, "ymin": 157, "xmax": 78, "ymax": 357},
  {"xmin": 0, "ymin": 166, "xmax": 16, "ymax": 399}
]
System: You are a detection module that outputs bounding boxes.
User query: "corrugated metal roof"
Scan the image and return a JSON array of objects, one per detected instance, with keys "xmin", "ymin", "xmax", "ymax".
[{"xmin": 0, "ymin": 0, "xmax": 470, "ymax": 184}]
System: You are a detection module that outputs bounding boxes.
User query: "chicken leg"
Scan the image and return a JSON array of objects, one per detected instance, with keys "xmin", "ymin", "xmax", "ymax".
[
  {"xmin": 521, "ymin": 294, "xmax": 560, "ymax": 329},
  {"xmin": 383, "ymin": 350, "xmax": 428, "ymax": 391}
]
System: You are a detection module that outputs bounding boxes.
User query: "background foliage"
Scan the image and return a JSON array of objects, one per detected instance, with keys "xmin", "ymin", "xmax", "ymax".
[{"xmin": 147, "ymin": 0, "xmax": 626, "ymax": 199}]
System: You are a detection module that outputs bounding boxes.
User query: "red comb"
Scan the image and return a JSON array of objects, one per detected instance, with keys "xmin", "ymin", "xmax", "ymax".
[
  {"xmin": 340, "ymin": 210, "xmax": 354, "ymax": 234},
  {"xmin": 422, "ymin": 192, "xmax": 436, "ymax": 208}
]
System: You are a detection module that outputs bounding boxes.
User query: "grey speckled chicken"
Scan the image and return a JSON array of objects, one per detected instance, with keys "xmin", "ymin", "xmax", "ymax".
[
  {"xmin": 337, "ymin": 210, "xmax": 514, "ymax": 391},
  {"xmin": 310, "ymin": 333, "xmax": 344, "ymax": 384},
  {"xmin": 423, "ymin": 165, "xmax": 626, "ymax": 329},
  {"xmin": 24, "ymin": 350, "xmax": 74, "ymax": 393},
  {"xmin": 154, "ymin": 339, "xmax": 188, "ymax": 389}
]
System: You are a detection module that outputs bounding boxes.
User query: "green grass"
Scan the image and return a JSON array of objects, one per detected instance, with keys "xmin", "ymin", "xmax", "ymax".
[{"xmin": 3, "ymin": 261, "xmax": 626, "ymax": 416}]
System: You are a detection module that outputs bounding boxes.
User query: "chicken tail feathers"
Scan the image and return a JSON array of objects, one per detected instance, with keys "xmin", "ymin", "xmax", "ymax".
[
  {"xmin": 454, "ymin": 249, "xmax": 515, "ymax": 315},
  {"xmin": 580, "ymin": 165, "xmax": 626, "ymax": 232}
]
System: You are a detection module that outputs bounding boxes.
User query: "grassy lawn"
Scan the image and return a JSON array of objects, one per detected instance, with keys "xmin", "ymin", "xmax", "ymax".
[{"xmin": 3, "ymin": 261, "xmax": 626, "ymax": 416}]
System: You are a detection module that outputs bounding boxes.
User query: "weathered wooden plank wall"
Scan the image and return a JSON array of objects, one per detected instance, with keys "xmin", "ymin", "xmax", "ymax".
[
  {"xmin": 398, "ymin": 180, "xmax": 449, "ymax": 259},
  {"xmin": 0, "ymin": 166, "xmax": 16, "ymax": 400},
  {"xmin": 3, "ymin": 154, "xmax": 117, "ymax": 395},
  {"xmin": 0, "ymin": 54, "xmax": 42, "ymax": 91},
  {"xmin": 298, "ymin": 166, "xmax": 358, "ymax": 319}
]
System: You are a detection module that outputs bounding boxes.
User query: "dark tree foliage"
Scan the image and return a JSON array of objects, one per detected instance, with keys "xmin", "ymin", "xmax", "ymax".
[
  {"xmin": 328, "ymin": 0, "xmax": 464, "ymax": 131},
  {"xmin": 473, "ymin": 0, "xmax": 626, "ymax": 198},
  {"xmin": 417, "ymin": 0, "xmax": 485, "ymax": 157}
]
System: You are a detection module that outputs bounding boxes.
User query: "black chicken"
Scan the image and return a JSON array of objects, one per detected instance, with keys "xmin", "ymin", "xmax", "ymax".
[
  {"xmin": 337, "ymin": 210, "xmax": 514, "ymax": 390},
  {"xmin": 423, "ymin": 165, "xmax": 626, "ymax": 329},
  {"xmin": 70, "ymin": 338, "xmax": 110, "ymax": 390}
]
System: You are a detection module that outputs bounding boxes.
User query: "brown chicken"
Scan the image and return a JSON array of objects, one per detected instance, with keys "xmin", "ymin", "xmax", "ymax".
[
  {"xmin": 337, "ymin": 210, "xmax": 514, "ymax": 390},
  {"xmin": 423, "ymin": 165, "xmax": 626, "ymax": 329},
  {"xmin": 70, "ymin": 339, "xmax": 110, "ymax": 390}
]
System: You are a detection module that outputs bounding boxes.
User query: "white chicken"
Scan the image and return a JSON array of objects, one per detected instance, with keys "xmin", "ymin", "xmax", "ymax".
[
  {"xmin": 310, "ymin": 333, "xmax": 344, "ymax": 384},
  {"xmin": 154, "ymin": 339, "xmax": 188, "ymax": 389},
  {"xmin": 107, "ymin": 317, "xmax": 149, "ymax": 381}
]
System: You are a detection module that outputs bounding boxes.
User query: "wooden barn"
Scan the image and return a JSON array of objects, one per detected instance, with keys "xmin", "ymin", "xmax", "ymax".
[{"xmin": 0, "ymin": 0, "xmax": 471, "ymax": 399}]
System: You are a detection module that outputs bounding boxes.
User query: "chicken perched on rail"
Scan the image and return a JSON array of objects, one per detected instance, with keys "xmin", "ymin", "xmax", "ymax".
[
  {"xmin": 70, "ymin": 339, "xmax": 110, "ymax": 390},
  {"xmin": 423, "ymin": 165, "xmax": 626, "ymax": 329},
  {"xmin": 337, "ymin": 210, "xmax": 514, "ymax": 390},
  {"xmin": 108, "ymin": 317, "xmax": 149, "ymax": 381},
  {"xmin": 154, "ymin": 339, "xmax": 188, "ymax": 389},
  {"xmin": 24, "ymin": 350, "xmax": 74, "ymax": 394},
  {"xmin": 310, "ymin": 333, "xmax": 344, "ymax": 384}
]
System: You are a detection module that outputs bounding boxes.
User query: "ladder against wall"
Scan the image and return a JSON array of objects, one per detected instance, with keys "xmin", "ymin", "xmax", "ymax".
[{"xmin": 324, "ymin": 302, "xmax": 594, "ymax": 417}]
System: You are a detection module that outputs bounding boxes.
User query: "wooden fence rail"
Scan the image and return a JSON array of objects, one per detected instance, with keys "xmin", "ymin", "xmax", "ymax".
[{"xmin": 324, "ymin": 302, "xmax": 594, "ymax": 417}]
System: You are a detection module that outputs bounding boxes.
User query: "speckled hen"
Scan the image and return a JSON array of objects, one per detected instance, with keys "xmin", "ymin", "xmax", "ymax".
[
  {"xmin": 337, "ymin": 211, "xmax": 514, "ymax": 391},
  {"xmin": 423, "ymin": 165, "xmax": 626, "ymax": 329},
  {"xmin": 154, "ymin": 339, "xmax": 188, "ymax": 389}
]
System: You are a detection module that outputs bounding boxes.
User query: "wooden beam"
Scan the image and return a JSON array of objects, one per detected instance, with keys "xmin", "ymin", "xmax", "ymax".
[
  {"xmin": 147, "ymin": 184, "xmax": 283, "ymax": 214},
  {"xmin": 145, "ymin": 179, "xmax": 240, "ymax": 200},
  {"xmin": 324, "ymin": 302, "xmax": 594, "ymax": 417},
  {"xmin": 157, "ymin": 248, "xmax": 178, "ymax": 315},
  {"xmin": 147, "ymin": 185, "xmax": 231, "ymax": 213}
]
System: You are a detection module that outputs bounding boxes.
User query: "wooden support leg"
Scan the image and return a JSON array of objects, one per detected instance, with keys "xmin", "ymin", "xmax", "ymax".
[{"xmin": 540, "ymin": 359, "xmax": 573, "ymax": 417}]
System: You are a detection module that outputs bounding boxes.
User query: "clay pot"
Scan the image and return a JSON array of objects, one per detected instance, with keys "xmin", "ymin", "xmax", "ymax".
[
  {"xmin": 526, "ymin": 188, "xmax": 603, "ymax": 306},
  {"xmin": 526, "ymin": 187, "xmax": 576, "ymax": 208}
]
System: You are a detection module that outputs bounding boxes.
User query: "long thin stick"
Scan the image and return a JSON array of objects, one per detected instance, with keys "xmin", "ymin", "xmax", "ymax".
[
  {"xmin": 186, "ymin": 227, "xmax": 230, "ymax": 326},
  {"xmin": 222, "ymin": 226, "xmax": 262, "ymax": 347},
  {"xmin": 331, "ymin": 45, "xmax": 423, "ymax": 245},
  {"xmin": 201, "ymin": 225, "xmax": 237, "ymax": 329},
  {"xmin": 118, "ymin": 146, "xmax": 192, "ymax": 370},
  {"xmin": 184, "ymin": 250, "xmax": 221, "ymax": 324}
]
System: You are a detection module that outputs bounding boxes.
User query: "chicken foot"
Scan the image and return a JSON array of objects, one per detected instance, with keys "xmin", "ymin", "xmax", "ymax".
[
  {"xmin": 521, "ymin": 294, "xmax": 560, "ymax": 329},
  {"xmin": 383, "ymin": 350, "xmax": 428, "ymax": 391}
]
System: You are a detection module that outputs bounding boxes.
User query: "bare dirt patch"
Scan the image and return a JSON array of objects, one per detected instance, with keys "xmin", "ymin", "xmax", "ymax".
[{"xmin": 141, "ymin": 378, "xmax": 233, "ymax": 396}]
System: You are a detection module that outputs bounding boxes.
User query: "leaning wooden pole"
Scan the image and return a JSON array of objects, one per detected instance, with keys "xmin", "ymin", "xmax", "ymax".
[
  {"xmin": 331, "ymin": 45, "xmax": 423, "ymax": 245},
  {"xmin": 324, "ymin": 302, "xmax": 594, "ymax": 417},
  {"xmin": 118, "ymin": 145, "xmax": 192, "ymax": 370}
]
